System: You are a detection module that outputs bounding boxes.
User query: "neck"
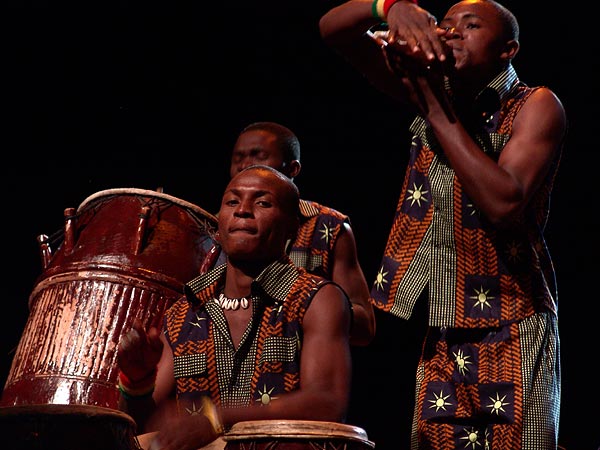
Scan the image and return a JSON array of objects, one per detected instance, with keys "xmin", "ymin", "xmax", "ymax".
[{"xmin": 224, "ymin": 262, "xmax": 258, "ymax": 298}]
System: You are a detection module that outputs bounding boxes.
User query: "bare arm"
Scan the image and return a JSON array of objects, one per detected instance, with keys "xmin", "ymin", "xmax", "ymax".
[
  {"xmin": 322, "ymin": 0, "xmax": 567, "ymax": 227},
  {"xmin": 331, "ymin": 223, "xmax": 375, "ymax": 346},
  {"xmin": 397, "ymin": 64, "xmax": 566, "ymax": 226},
  {"xmin": 116, "ymin": 320, "xmax": 176, "ymax": 433},
  {"xmin": 143, "ymin": 284, "xmax": 353, "ymax": 450},
  {"xmin": 220, "ymin": 282, "xmax": 353, "ymax": 424},
  {"xmin": 442, "ymin": 88, "xmax": 565, "ymax": 225},
  {"xmin": 319, "ymin": 0, "xmax": 443, "ymax": 102}
]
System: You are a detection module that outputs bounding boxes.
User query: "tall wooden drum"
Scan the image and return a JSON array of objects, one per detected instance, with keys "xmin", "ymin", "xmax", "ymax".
[
  {"xmin": 0, "ymin": 404, "xmax": 142, "ymax": 450},
  {"xmin": 223, "ymin": 420, "xmax": 375, "ymax": 450},
  {"xmin": 1, "ymin": 187, "xmax": 217, "ymax": 410}
]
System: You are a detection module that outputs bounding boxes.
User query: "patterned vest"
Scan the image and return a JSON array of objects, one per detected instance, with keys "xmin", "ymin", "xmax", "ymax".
[
  {"xmin": 164, "ymin": 256, "xmax": 334, "ymax": 413},
  {"xmin": 370, "ymin": 65, "xmax": 560, "ymax": 328},
  {"xmin": 288, "ymin": 199, "xmax": 350, "ymax": 278}
]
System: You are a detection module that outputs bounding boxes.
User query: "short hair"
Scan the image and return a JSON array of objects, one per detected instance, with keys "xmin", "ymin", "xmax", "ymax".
[
  {"xmin": 241, "ymin": 122, "xmax": 301, "ymax": 163},
  {"xmin": 487, "ymin": 0, "xmax": 519, "ymax": 42}
]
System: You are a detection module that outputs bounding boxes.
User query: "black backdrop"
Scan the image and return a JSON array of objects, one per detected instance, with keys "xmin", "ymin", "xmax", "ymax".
[{"xmin": 3, "ymin": 1, "xmax": 598, "ymax": 449}]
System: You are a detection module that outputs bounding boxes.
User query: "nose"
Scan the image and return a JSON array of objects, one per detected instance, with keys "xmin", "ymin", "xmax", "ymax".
[
  {"xmin": 235, "ymin": 157, "xmax": 252, "ymax": 173},
  {"xmin": 444, "ymin": 26, "xmax": 460, "ymax": 39},
  {"xmin": 234, "ymin": 199, "xmax": 252, "ymax": 217}
]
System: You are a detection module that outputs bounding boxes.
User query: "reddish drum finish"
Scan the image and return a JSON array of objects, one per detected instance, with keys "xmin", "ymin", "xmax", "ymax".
[
  {"xmin": 1, "ymin": 188, "xmax": 217, "ymax": 410},
  {"xmin": 0, "ymin": 404, "xmax": 141, "ymax": 450}
]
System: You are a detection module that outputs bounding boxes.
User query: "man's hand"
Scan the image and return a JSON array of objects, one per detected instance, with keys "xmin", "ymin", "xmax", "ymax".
[
  {"xmin": 385, "ymin": 1, "xmax": 447, "ymax": 62},
  {"xmin": 117, "ymin": 318, "xmax": 163, "ymax": 382}
]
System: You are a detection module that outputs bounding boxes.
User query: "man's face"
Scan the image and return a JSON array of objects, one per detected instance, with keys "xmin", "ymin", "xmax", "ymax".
[
  {"xmin": 218, "ymin": 168, "xmax": 294, "ymax": 263},
  {"xmin": 230, "ymin": 130, "xmax": 289, "ymax": 179},
  {"xmin": 440, "ymin": 1, "xmax": 508, "ymax": 73}
]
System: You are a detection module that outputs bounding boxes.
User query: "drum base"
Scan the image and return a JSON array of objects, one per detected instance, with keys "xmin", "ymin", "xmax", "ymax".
[{"xmin": 0, "ymin": 404, "xmax": 141, "ymax": 450}]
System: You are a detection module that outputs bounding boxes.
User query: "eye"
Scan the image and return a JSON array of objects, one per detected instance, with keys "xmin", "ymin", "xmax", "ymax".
[{"xmin": 256, "ymin": 200, "xmax": 272, "ymax": 208}]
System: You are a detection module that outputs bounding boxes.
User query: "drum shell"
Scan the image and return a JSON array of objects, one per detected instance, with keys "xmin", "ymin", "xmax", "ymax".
[
  {"xmin": 0, "ymin": 404, "xmax": 140, "ymax": 450},
  {"xmin": 1, "ymin": 188, "xmax": 217, "ymax": 409}
]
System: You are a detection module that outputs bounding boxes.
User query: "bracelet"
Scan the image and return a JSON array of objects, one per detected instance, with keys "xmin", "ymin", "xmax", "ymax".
[
  {"xmin": 118, "ymin": 370, "xmax": 156, "ymax": 398},
  {"xmin": 201, "ymin": 396, "xmax": 224, "ymax": 436},
  {"xmin": 371, "ymin": 0, "xmax": 418, "ymax": 21}
]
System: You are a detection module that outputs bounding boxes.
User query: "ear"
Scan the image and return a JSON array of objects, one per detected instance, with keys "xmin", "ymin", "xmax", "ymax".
[
  {"xmin": 287, "ymin": 215, "xmax": 300, "ymax": 241},
  {"xmin": 500, "ymin": 39, "xmax": 519, "ymax": 62},
  {"xmin": 288, "ymin": 160, "xmax": 301, "ymax": 179}
]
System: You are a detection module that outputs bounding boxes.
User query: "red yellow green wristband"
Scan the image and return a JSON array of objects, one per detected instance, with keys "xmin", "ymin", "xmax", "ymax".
[
  {"xmin": 117, "ymin": 370, "xmax": 156, "ymax": 398},
  {"xmin": 372, "ymin": 0, "xmax": 418, "ymax": 21}
]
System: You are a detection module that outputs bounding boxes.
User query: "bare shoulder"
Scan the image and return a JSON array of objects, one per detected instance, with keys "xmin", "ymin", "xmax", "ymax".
[
  {"xmin": 522, "ymin": 87, "xmax": 566, "ymax": 118},
  {"xmin": 313, "ymin": 282, "xmax": 351, "ymax": 307},
  {"xmin": 514, "ymin": 86, "xmax": 567, "ymax": 137},
  {"xmin": 304, "ymin": 282, "xmax": 352, "ymax": 330}
]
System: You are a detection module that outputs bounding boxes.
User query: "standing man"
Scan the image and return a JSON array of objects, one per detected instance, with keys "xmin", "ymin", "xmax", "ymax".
[
  {"xmin": 117, "ymin": 165, "xmax": 353, "ymax": 450},
  {"xmin": 205, "ymin": 121, "xmax": 375, "ymax": 347},
  {"xmin": 320, "ymin": 1, "xmax": 565, "ymax": 449}
]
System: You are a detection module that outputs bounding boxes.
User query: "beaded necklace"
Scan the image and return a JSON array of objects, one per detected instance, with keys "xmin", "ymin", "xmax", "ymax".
[{"xmin": 215, "ymin": 292, "xmax": 250, "ymax": 311}]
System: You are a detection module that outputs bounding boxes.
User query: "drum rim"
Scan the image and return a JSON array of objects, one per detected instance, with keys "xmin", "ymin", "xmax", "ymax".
[
  {"xmin": 224, "ymin": 420, "xmax": 374, "ymax": 447},
  {"xmin": 77, "ymin": 187, "xmax": 217, "ymax": 222},
  {"xmin": 0, "ymin": 404, "xmax": 136, "ymax": 424}
]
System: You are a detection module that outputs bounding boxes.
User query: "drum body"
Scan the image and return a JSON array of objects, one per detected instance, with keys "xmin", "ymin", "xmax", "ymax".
[
  {"xmin": 0, "ymin": 404, "xmax": 141, "ymax": 450},
  {"xmin": 223, "ymin": 420, "xmax": 375, "ymax": 450},
  {"xmin": 1, "ymin": 188, "xmax": 217, "ymax": 409}
]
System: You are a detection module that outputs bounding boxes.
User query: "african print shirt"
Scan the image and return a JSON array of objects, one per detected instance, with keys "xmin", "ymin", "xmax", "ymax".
[
  {"xmin": 369, "ymin": 65, "xmax": 561, "ymax": 328},
  {"xmin": 164, "ymin": 256, "xmax": 334, "ymax": 413},
  {"xmin": 287, "ymin": 199, "xmax": 350, "ymax": 278}
]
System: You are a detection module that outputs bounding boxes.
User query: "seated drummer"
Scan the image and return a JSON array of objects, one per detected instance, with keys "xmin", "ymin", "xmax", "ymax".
[{"xmin": 116, "ymin": 165, "xmax": 353, "ymax": 450}]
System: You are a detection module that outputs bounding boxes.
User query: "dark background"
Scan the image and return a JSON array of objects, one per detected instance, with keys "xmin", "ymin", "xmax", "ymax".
[{"xmin": 3, "ymin": 1, "xmax": 598, "ymax": 449}]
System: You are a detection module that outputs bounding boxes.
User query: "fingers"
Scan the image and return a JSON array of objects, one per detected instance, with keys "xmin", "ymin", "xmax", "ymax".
[
  {"xmin": 147, "ymin": 326, "xmax": 165, "ymax": 353},
  {"xmin": 403, "ymin": 21, "xmax": 444, "ymax": 62},
  {"xmin": 132, "ymin": 318, "xmax": 145, "ymax": 333},
  {"xmin": 119, "ymin": 326, "xmax": 141, "ymax": 353},
  {"xmin": 385, "ymin": 2, "xmax": 447, "ymax": 63}
]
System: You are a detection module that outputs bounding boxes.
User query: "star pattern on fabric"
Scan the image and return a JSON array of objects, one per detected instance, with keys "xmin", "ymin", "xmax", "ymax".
[
  {"xmin": 427, "ymin": 390, "xmax": 452, "ymax": 412},
  {"xmin": 505, "ymin": 240, "xmax": 523, "ymax": 263},
  {"xmin": 256, "ymin": 384, "xmax": 278, "ymax": 406},
  {"xmin": 374, "ymin": 266, "xmax": 389, "ymax": 291},
  {"xmin": 406, "ymin": 182, "xmax": 429, "ymax": 207},
  {"xmin": 466, "ymin": 202, "xmax": 478, "ymax": 216},
  {"xmin": 189, "ymin": 312, "xmax": 207, "ymax": 328},
  {"xmin": 459, "ymin": 427, "xmax": 483, "ymax": 449},
  {"xmin": 185, "ymin": 401, "xmax": 202, "ymax": 416},
  {"xmin": 469, "ymin": 286, "xmax": 494, "ymax": 311},
  {"xmin": 486, "ymin": 392, "xmax": 509, "ymax": 415},
  {"xmin": 319, "ymin": 223, "xmax": 333, "ymax": 244},
  {"xmin": 453, "ymin": 348, "xmax": 472, "ymax": 376}
]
